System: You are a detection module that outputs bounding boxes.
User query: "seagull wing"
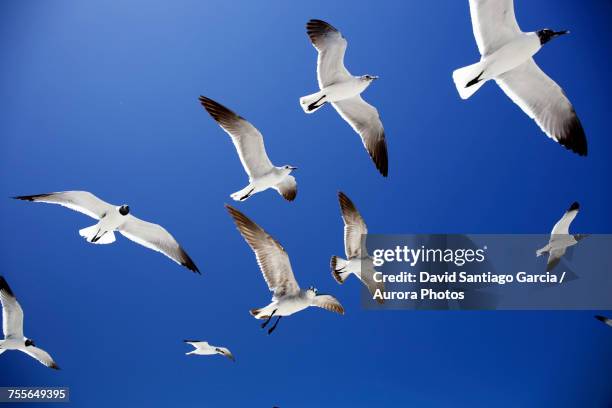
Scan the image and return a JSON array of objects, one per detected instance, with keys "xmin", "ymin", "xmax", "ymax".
[
  {"xmin": 199, "ymin": 96, "xmax": 275, "ymax": 179},
  {"xmin": 226, "ymin": 205, "xmax": 300, "ymax": 299},
  {"xmin": 0, "ymin": 277, "xmax": 24, "ymax": 339},
  {"xmin": 274, "ymin": 175, "xmax": 297, "ymax": 202},
  {"xmin": 469, "ymin": 0, "xmax": 522, "ymax": 56},
  {"xmin": 184, "ymin": 340, "xmax": 209, "ymax": 349},
  {"xmin": 312, "ymin": 294, "xmax": 345, "ymax": 315},
  {"xmin": 332, "ymin": 96, "xmax": 388, "ymax": 176},
  {"xmin": 337, "ymin": 192, "xmax": 367, "ymax": 259},
  {"xmin": 21, "ymin": 346, "xmax": 59, "ymax": 370},
  {"xmin": 595, "ymin": 316, "xmax": 612, "ymax": 327},
  {"xmin": 306, "ymin": 19, "xmax": 352, "ymax": 88},
  {"xmin": 215, "ymin": 347, "xmax": 235, "ymax": 362},
  {"xmin": 118, "ymin": 216, "xmax": 199, "ymax": 273},
  {"xmin": 551, "ymin": 204, "xmax": 579, "ymax": 236},
  {"xmin": 13, "ymin": 191, "xmax": 114, "ymax": 220},
  {"xmin": 496, "ymin": 59, "xmax": 587, "ymax": 155}
]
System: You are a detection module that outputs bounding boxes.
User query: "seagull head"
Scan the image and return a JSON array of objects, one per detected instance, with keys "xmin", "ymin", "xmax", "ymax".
[
  {"xmin": 361, "ymin": 75, "xmax": 379, "ymax": 82},
  {"xmin": 119, "ymin": 205, "xmax": 130, "ymax": 216},
  {"xmin": 282, "ymin": 165, "xmax": 298, "ymax": 173},
  {"xmin": 537, "ymin": 29, "xmax": 569, "ymax": 45},
  {"xmin": 25, "ymin": 338, "xmax": 35, "ymax": 347}
]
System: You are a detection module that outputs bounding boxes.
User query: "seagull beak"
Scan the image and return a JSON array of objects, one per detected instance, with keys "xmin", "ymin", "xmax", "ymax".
[
  {"xmin": 554, "ymin": 30, "xmax": 570, "ymax": 37},
  {"xmin": 289, "ymin": 166, "xmax": 298, "ymax": 170},
  {"xmin": 372, "ymin": 76, "xmax": 380, "ymax": 80}
]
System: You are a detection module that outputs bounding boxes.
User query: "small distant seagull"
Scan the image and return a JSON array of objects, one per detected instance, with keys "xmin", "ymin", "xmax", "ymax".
[
  {"xmin": 536, "ymin": 201, "xmax": 587, "ymax": 272},
  {"xmin": 300, "ymin": 19, "xmax": 388, "ymax": 177},
  {"xmin": 226, "ymin": 205, "xmax": 344, "ymax": 334},
  {"xmin": 331, "ymin": 192, "xmax": 385, "ymax": 304},
  {"xmin": 184, "ymin": 340, "xmax": 235, "ymax": 362},
  {"xmin": 199, "ymin": 96, "xmax": 298, "ymax": 202},
  {"xmin": 595, "ymin": 316, "xmax": 612, "ymax": 328},
  {"xmin": 453, "ymin": 0, "xmax": 587, "ymax": 156},
  {"xmin": 13, "ymin": 191, "xmax": 199, "ymax": 273},
  {"xmin": 0, "ymin": 276, "xmax": 59, "ymax": 369}
]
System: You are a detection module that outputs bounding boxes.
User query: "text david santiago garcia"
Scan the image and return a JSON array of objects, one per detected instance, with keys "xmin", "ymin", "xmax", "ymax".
[{"xmin": 370, "ymin": 245, "xmax": 564, "ymax": 302}]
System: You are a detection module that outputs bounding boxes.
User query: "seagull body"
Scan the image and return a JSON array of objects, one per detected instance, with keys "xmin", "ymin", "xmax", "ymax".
[
  {"xmin": 225, "ymin": 205, "xmax": 344, "ymax": 334},
  {"xmin": 13, "ymin": 191, "xmax": 199, "ymax": 273},
  {"xmin": 595, "ymin": 316, "xmax": 612, "ymax": 328},
  {"xmin": 0, "ymin": 276, "xmax": 59, "ymax": 369},
  {"xmin": 331, "ymin": 192, "xmax": 384, "ymax": 304},
  {"xmin": 536, "ymin": 201, "xmax": 586, "ymax": 271},
  {"xmin": 300, "ymin": 19, "xmax": 388, "ymax": 177},
  {"xmin": 184, "ymin": 340, "xmax": 235, "ymax": 361},
  {"xmin": 453, "ymin": 0, "xmax": 587, "ymax": 155},
  {"xmin": 199, "ymin": 96, "xmax": 297, "ymax": 202}
]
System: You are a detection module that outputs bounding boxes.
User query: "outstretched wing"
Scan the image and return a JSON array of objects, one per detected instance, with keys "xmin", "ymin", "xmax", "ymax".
[
  {"xmin": 332, "ymin": 96, "xmax": 388, "ymax": 176},
  {"xmin": 312, "ymin": 294, "xmax": 345, "ymax": 315},
  {"xmin": 0, "ymin": 276, "xmax": 24, "ymax": 339},
  {"xmin": 13, "ymin": 191, "xmax": 114, "ymax": 220},
  {"xmin": 21, "ymin": 346, "xmax": 60, "ymax": 370},
  {"xmin": 469, "ymin": 0, "xmax": 522, "ymax": 56},
  {"xmin": 274, "ymin": 176, "xmax": 297, "ymax": 202},
  {"xmin": 118, "ymin": 216, "xmax": 199, "ymax": 273},
  {"xmin": 306, "ymin": 19, "xmax": 352, "ymax": 88},
  {"xmin": 226, "ymin": 205, "xmax": 300, "ymax": 299},
  {"xmin": 337, "ymin": 192, "xmax": 367, "ymax": 258},
  {"xmin": 199, "ymin": 96, "xmax": 275, "ymax": 179}
]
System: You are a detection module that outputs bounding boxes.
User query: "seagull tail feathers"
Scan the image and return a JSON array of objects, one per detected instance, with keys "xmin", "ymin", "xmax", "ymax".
[
  {"xmin": 331, "ymin": 256, "xmax": 350, "ymax": 284},
  {"xmin": 452, "ymin": 61, "xmax": 487, "ymax": 99},
  {"xmin": 79, "ymin": 225, "xmax": 116, "ymax": 245},
  {"xmin": 299, "ymin": 91, "xmax": 326, "ymax": 114}
]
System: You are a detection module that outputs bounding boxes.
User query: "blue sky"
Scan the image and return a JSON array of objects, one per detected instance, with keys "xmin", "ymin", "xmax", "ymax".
[{"xmin": 1, "ymin": 0, "xmax": 611, "ymax": 406}]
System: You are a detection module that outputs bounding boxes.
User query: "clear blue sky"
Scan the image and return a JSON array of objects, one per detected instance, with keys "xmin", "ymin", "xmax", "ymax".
[{"xmin": 1, "ymin": 0, "xmax": 611, "ymax": 406}]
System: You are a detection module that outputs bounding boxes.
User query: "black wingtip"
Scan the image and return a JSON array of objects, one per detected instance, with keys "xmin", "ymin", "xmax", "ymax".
[
  {"xmin": 12, "ymin": 194, "xmax": 51, "ymax": 201},
  {"xmin": 184, "ymin": 339, "xmax": 200, "ymax": 343},
  {"xmin": 568, "ymin": 201, "xmax": 580, "ymax": 212},
  {"xmin": 558, "ymin": 114, "xmax": 588, "ymax": 156},
  {"xmin": 179, "ymin": 248, "xmax": 200, "ymax": 274},
  {"xmin": 595, "ymin": 315, "xmax": 608, "ymax": 323},
  {"xmin": 0, "ymin": 276, "xmax": 15, "ymax": 297},
  {"xmin": 50, "ymin": 363, "xmax": 60, "ymax": 370}
]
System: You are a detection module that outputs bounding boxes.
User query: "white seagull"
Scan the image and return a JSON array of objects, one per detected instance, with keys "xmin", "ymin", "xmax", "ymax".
[
  {"xmin": 331, "ymin": 192, "xmax": 385, "ymax": 304},
  {"xmin": 14, "ymin": 191, "xmax": 199, "ymax": 273},
  {"xmin": 595, "ymin": 316, "xmax": 612, "ymax": 328},
  {"xmin": 184, "ymin": 340, "xmax": 235, "ymax": 362},
  {"xmin": 226, "ymin": 205, "xmax": 344, "ymax": 334},
  {"xmin": 536, "ymin": 201, "xmax": 586, "ymax": 272},
  {"xmin": 453, "ymin": 0, "xmax": 587, "ymax": 156},
  {"xmin": 300, "ymin": 19, "xmax": 388, "ymax": 177},
  {"xmin": 199, "ymin": 96, "xmax": 298, "ymax": 202},
  {"xmin": 0, "ymin": 276, "xmax": 59, "ymax": 370}
]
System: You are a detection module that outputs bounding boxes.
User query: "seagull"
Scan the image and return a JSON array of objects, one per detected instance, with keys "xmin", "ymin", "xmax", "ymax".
[
  {"xmin": 595, "ymin": 316, "xmax": 612, "ymax": 328},
  {"xmin": 452, "ymin": 0, "xmax": 587, "ymax": 156},
  {"xmin": 199, "ymin": 96, "xmax": 298, "ymax": 202},
  {"xmin": 0, "ymin": 276, "xmax": 59, "ymax": 370},
  {"xmin": 184, "ymin": 340, "xmax": 235, "ymax": 362},
  {"xmin": 13, "ymin": 191, "xmax": 199, "ymax": 273},
  {"xmin": 300, "ymin": 19, "xmax": 388, "ymax": 177},
  {"xmin": 536, "ymin": 201, "xmax": 587, "ymax": 272},
  {"xmin": 331, "ymin": 192, "xmax": 385, "ymax": 304},
  {"xmin": 226, "ymin": 205, "xmax": 344, "ymax": 334}
]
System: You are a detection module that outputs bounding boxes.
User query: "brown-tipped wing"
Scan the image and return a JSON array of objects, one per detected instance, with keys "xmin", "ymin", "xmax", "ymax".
[
  {"xmin": 332, "ymin": 96, "xmax": 388, "ymax": 176},
  {"xmin": 13, "ymin": 191, "xmax": 114, "ymax": 220},
  {"xmin": 337, "ymin": 192, "xmax": 367, "ymax": 258},
  {"xmin": 118, "ymin": 216, "xmax": 199, "ymax": 273},
  {"xmin": 0, "ymin": 276, "xmax": 24, "ymax": 339},
  {"xmin": 312, "ymin": 294, "xmax": 344, "ymax": 315},
  {"xmin": 306, "ymin": 19, "xmax": 351, "ymax": 88},
  {"xmin": 199, "ymin": 96, "xmax": 275, "ymax": 179},
  {"xmin": 469, "ymin": 0, "xmax": 522, "ymax": 56},
  {"xmin": 21, "ymin": 346, "xmax": 59, "ymax": 370},
  {"xmin": 274, "ymin": 176, "xmax": 297, "ymax": 202},
  {"xmin": 226, "ymin": 205, "xmax": 300, "ymax": 299},
  {"xmin": 496, "ymin": 59, "xmax": 588, "ymax": 156}
]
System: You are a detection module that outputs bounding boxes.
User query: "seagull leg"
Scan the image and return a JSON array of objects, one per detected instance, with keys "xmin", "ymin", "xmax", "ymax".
[
  {"xmin": 239, "ymin": 188, "xmax": 255, "ymax": 201},
  {"xmin": 307, "ymin": 95, "xmax": 326, "ymax": 112},
  {"xmin": 268, "ymin": 316, "xmax": 282, "ymax": 335},
  {"xmin": 260, "ymin": 309, "xmax": 277, "ymax": 329}
]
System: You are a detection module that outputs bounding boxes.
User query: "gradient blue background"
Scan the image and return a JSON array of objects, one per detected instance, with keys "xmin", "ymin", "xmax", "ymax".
[{"xmin": 1, "ymin": 0, "xmax": 611, "ymax": 406}]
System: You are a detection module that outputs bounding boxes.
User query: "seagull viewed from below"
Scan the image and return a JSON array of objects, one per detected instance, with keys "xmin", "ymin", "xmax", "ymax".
[
  {"xmin": 199, "ymin": 96, "xmax": 298, "ymax": 202},
  {"xmin": 184, "ymin": 340, "xmax": 235, "ymax": 362},
  {"xmin": 0, "ymin": 276, "xmax": 59, "ymax": 370},
  {"xmin": 594, "ymin": 316, "xmax": 612, "ymax": 328},
  {"xmin": 226, "ymin": 205, "xmax": 344, "ymax": 334},
  {"xmin": 331, "ymin": 192, "xmax": 385, "ymax": 304},
  {"xmin": 536, "ymin": 201, "xmax": 587, "ymax": 272},
  {"xmin": 300, "ymin": 19, "xmax": 388, "ymax": 177},
  {"xmin": 453, "ymin": 0, "xmax": 587, "ymax": 156},
  {"xmin": 13, "ymin": 191, "xmax": 199, "ymax": 273}
]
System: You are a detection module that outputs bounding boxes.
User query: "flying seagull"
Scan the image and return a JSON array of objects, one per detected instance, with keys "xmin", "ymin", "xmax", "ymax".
[
  {"xmin": 595, "ymin": 316, "xmax": 612, "ymax": 328},
  {"xmin": 331, "ymin": 192, "xmax": 385, "ymax": 304},
  {"xmin": 0, "ymin": 276, "xmax": 59, "ymax": 369},
  {"xmin": 300, "ymin": 19, "xmax": 388, "ymax": 177},
  {"xmin": 184, "ymin": 340, "xmax": 235, "ymax": 362},
  {"xmin": 13, "ymin": 191, "xmax": 199, "ymax": 273},
  {"xmin": 226, "ymin": 205, "xmax": 344, "ymax": 334},
  {"xmin": 452, "ymin": 0, "xmax": 587, "ymax": 156},
  {"xmin": 199, "ymin": 96, "xmax": 298, "ymax": 202},
  {"xmin": 536, "ymin": 201, "xmax": 587, "ymax": 272}
]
